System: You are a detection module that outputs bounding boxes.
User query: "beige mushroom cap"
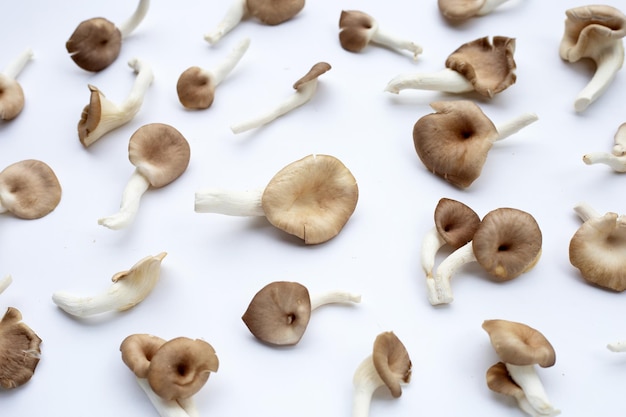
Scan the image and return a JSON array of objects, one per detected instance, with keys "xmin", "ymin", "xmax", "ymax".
[
  {"xmin": 0, "ymin": 307, "xmax": 42, "ymax": 389},
  {"xmin": 120, "ymin": 333, "xmax": 167, "ymax": 379},
  {"xmin": 372, "ymin": 331, "xmax": 412, "ymax": 398},
  {"xmin": 338, "ymin": 10, "xmax": 374, "ymax": 52},
  {"xmin": 247, "ymin": 0, "xmax": 305, "ymax": 25},
  {"xmin": 486, "ymin": 361, "xmax": 524, "ymax": 397},
  {"xmin": 128, "ymin": 123, "xmax": 191, "ymax": 188},
  {"xmin": 0, "ymin": 159, "xmax": 62, "ymax": 219},
  {"xmin": 438, "ymin": 0, "xmax": 487, "ymax": 21},
  {"xmin": 0, "ymin": 74, "xmax": 25, "ymax": 121},
  {"xmin": 434, "ymin": 197, "xmax": 481, "ymax": 248},
  {"xmin": 482, "ymin": 319, "xmax": 555, "ymax": 368},
  {"xmin": 176, "ymin": 67, "xmax": 216, "ymax": 110},
  {"xmin": 261, "ymin": 154, "xmax": 358, "ymax": 244},
  {"xmin": 66, "ymin": 17, "xmax": 122, "ymax": 72}
]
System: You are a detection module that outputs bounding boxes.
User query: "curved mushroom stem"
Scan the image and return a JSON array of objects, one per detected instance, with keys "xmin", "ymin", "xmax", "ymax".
[
  {"xmin": 118, "ymin": 0, "xmax": 151, "ymax": 39},
  {"xmin": 572, "ymin": 201, "xmax": 600, "ymax": 223},
  {"xmin": 124, "ymin": 58, "xmax": 155, "ymax": 112},
  {"xmin": 505, "ymin": 363, "xmax": 560, "ymax": 416},
  {"xmin": 574, "ymin": 43, "xmax": 624, "ymax": 112},
  {"xmin": 209, "ymin": 37, "xmax": 251, "ymax": 86},
  {"xmin": 2, "ymin": 48, "xmax": 33, "ymax": 79},
  {"xmin": 369, "ymin": 24, "xmax": 423, "ymax": 60},
  {"xmin": 420, "ymin": 227, "xmax": 447, "ymax": 279},
  {"xmin": 0, "ymin": 275, "xmax": 12, "ymax": 295},
  {"xmin": 429, "ymin": 241, "xmax": 477, "ymax": 305},
  {"xmin": 384, "ymin": 68, "xmax": 473, "ymax": 94},
  {"xmin": 352, "ymin": 355, "xmax": 384, "ymax": 417},
  {"xmin": 494, "ymin": 113, "xmax": 539, "ymax": 141},
  {"xmin": 476, "ymin": 0, "xmax": 514, "ymax": 16},
  {"xmin": 204, "ymin": 0, "xmax": 248, "ymax": 45},
  {"xmin": 607, "ymin": 340, "xmax": 626, "ymax": 352},
  {"xmin": 582, "ymin": 152, "xmax": 626, "ymax": 172},
  {"xmin": 98, "ymin": 169, "xmax": 151, "ymax": 230},
  {"xmin": 194, "ymin": 187, "xmax": 265, "ymax": 216},
  {"xmin": 135, "ymin": 377, "xmax": 195, "ymax": 417},
  {"xmin": 309, "ymin": 290, "xmax": 361, "ymax": 311}
]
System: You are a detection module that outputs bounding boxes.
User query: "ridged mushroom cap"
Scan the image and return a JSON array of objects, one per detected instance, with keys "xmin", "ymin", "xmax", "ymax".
[{"xmin": 482, "ymin": 319, "xmax": 555, "ymax": 368}]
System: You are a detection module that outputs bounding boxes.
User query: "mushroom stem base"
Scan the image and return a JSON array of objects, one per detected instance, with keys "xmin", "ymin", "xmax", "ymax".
[
  {"xmin": 429, "ymin": 242, "xmax": 477, "ymax": 305},
  {"xmin": 384, "ymin": 68, "xmax": 473, "ymax": 94},
  {"xmin": 204, "ymin": 0, "xmax": 248, "ymax": 45},
  {"xmin": 136, "ymin": 377, "xmax": 196, "ymax": 417},
  {"xmin": 573, "ymin": 44, "xmax": 624, "ymax": 112},
  {"xmin": 505, "ymin": 363, "xmax": 559, "ymax": 416},
  {"xmin": 98, "ymin": 170, "xmax": 151, "ymax": 230},
  {"xmin": 352, "ymin": 355, "xmax": 383, "ymax": 417}
]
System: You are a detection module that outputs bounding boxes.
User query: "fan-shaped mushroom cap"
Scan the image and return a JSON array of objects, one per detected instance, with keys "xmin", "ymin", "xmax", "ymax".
[
  {"xmin": 293, "ymin": 61, "xmax": 331, "ymax": 91},
  {"xmin": 0, "ymin": 307, "xmax": 42, "ymax": 389},
  {"xmin": 338, "ymin": 10, "xmax": 374, "ymax": 52},
  {"xmin": 176, "ymin": 67, "xmax": 216, "ymax": 109},
  {"xmin": 438, "ymin": 0, "xmax": 487, "ymax": 20},
  {"xmin": 261, "ymin": 154, "xmax": 358, "ymax": 245},
  {"xmin": 0, "ymin": 75, "xmax": 25, "ymax": 121},
  {"xmin": 77, "ymin": 85, "xmax": 103, "ymax": 145},
  {"xmin": 66, "ymin": 17, "xmax": 122, "ymax": 72},
  {"xmin": 372, "ymin": 331, "xmax": 412, "ymax": 398},
  {"xmin": 120, "ymin": 333, "xmax": 167, "ymax": 379},
  {"xmin": 128, "ymin": 123, "xmax": 191, "ymax": 188},
  {"xmin": 486, "ymin": 361, "xmax": 523, "ymax": 397},
  {"xmin": 247, "ymin": 0, "xmax": 305, "ymax": 25},
  {"xmin": 434, "ymin": 198, "xmax": 481, "ymax": 248},
  {"xmin": 482, "ymin": 319, "xmax": 555, "ymax": 368},
  {"xmin": 0, "ymin": 159, "xmax": 62, "ymax": 219}
]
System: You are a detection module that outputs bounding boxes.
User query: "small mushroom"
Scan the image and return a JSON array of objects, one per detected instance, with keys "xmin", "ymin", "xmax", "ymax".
[
  {"xmin": 412, "ymin": 100, "xmax": 538, "ymax": 188},
  {"xmin": 338, "ymin": 10, "xmax": 423, "ymax": 60},
  {"xmin": 482, "ymin": 319, "xmax": 559, "ymax": 416},
  {"xmin": 177, "ymin": 37, "xmax": 250, "ymax": 109},
  {"xmin": 0, "ymin": 48, "xmax": 33, "ymax": 121},
  {"xmin": 583, "ymin": 122, "xmax": 626, "ymax": 171},
  {"xmin": 0, "ymin": 159, "xmax": 62, "ymax": 220},
  {"xmin": 52, "ymin": 252, "xmax": 167, "ymax": 317},
  {"xmin": 195, "ymin": 154, "xmax": 358, "ymax": 244},
  {"xmin": 0, "ymin": 307, "xmax": 42, "ymax": 389},
  {"xmin": 66, "ymin": 0, "xmax": 150, "ymax": 72},
  {"xmin": 78, "ymin": 58, "xmax": 154, "ymax": 147},
  {"xmin": 241, "ymin": 281, "xmax": 361, "ymax": 346},
  {"xmin": 230, "ymin": 61, "xmax": 330, "ymax": 133},
  {"xmin": 438, "ymin": 0, "xmax": 516, "ymax": 21},
  {"xmin": 352, "ymin": 331, "xmax": 412, "ymax": 417},
  {"xmin": 204, "ymin": 0, "xmax": 305, "ymax": 45},
  {"xmin": 98, "ymin": 123, "xmax": 190, "ymax": 230},
  {"xmin": 385, "ymin": 36, "xmax": 516, "ymax": 97},
  {"xmin": 430, "ymin": 207, "xmax": 542, "ymax": 305},
  {"xmin": 559, "ymin": 5, "xmax": 626, "ymax": 112}
]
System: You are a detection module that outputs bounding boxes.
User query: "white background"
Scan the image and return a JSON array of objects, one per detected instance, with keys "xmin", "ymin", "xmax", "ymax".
[{"xmin": 1, "ymin": 0, "xmax": 626, "ymax": 416}]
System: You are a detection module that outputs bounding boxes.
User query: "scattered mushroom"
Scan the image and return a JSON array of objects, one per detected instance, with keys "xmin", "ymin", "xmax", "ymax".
[
  {"xmin": 482, "ymin": 319, "xmax": 559, "ymax": 416},
  {"xmin": 0, "ymin": 307, "xmax": 42, "ymax": 389},
  {"xmin": 195, "ymin": 154, "xmax": 358, "ymax": 244},
  {"xmin": 204, "ymin": 0, "xmax": 304, "ymax": 45},
  {"xmin": 241, "ymin": 281, "xmax": 361, "ymax": 346},
  {"xmin": 559, "ymin": 5, "xmax": 626, "ymax": 112},
  {"xmin": 98, "ymin": 123, "xmax": 190, "ymax": 230},
  {"xmin": 438, "ymin": 0, "xmax": 516, "ymax": 21},
  {"xmin": 0, "ymin": 48, "xmax": 33, "ymax": 121},
  {"xmin": 177, "ymin": 37, "xmax": 250, "ymax": 109},
  {"xmin": 338, "ymin": 10, "xmax": 423, "ymax": 60},
  {"xmin": 385, "ymin": 36, "xmax": 516, "ymax": 97},
  {"xmin": 412, "ymin": 100, "xmax": 538, "ymax": 188},
  {"xmin": 429, "ymin": 207, "xmax": 542, "ymax": 305},
  {"xmin": 52, "ymin": 252, "xmax": 167, "ymax": 318},
  {"xmin": 608, "ymin": 340, "xmax": 626, "ymax": 352},
  {"xmin": 582, "ymin": 122, "xmax": 626, "ymax": 171},
  {"xmin": 78, "ymin": 58, "xmax": 154, "ymax": 147},
  {"xmin": 0, "ymin": 275, "xmax": 11, "ymax": 295},
  {"xmin": 230, "ymin": 61, "xmax": 330, "ymax": 133},
  {"xmin": 66, "ymin": 0, "xmax": 150, "ymax": 71},
  {"xmin": 352, "ymin": 331, "xmax": 412, "ymax": 417}
]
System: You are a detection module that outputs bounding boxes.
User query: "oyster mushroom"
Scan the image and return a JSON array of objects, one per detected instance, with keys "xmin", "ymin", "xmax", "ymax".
[
  {"xmin": 0, "ymin": 307, "xmax": 42, "ymax": 389},
  {"xmin": 0, "ymin": 48, "xmax": 33, "ymax": 121},
  {"xmin": 241, "ymin": 281, "xmax": 361, "ymax": 346},
  {"xmin": 385, "ymin": 36, "xmax": 516, "ymax": 97},
  {"xmin": 195, "ymin": 154, "xmax": 358, "ymax": 244},
  {"xmin": 559, "ymin": 5, "xmax": 626, "ymax": 112},
  {"xmin": 438, "ymin": 0, "xmax": 516, "ymax": 21},
  {"xmin": 583, "ymin": 122, "xmax": 626, "ymax": 171},
  {"xmin": 66, "ymin": 0, "xmax": 150, "ymax": 72}
]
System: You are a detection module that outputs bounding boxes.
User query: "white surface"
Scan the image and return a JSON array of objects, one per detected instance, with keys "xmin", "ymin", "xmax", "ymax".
[{"xmin": 1, "ymin": 0, "xmax": 626, "ymax": 416}]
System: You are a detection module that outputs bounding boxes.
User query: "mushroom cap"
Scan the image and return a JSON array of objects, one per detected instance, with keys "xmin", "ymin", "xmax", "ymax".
[
  {"xmin": 261, "ymin": 154, "xmax": 359, "ymax": 244},
  {"xmin": 412, "ymin": 100, "xmax": 498, "ymax": 188},
  {"xmin": 176, "ymin": 67, "xmax": 216, "ymax": 110},
  {"xmin": 0, "ymin": 307, "xmax": 42, "ymax": 389},
  {"xmin": 66, "ymin": 17, "xmax": 122, "ymax": 72},
  {"xmin": 246, "ymin": 0, "xmax": 305, "ymax": 25},
  {"xmin": 147, "ymin": 337, "xmax": 219, "ymax": 401},
  {"xmin": 372, "ymin": 331, "xmax": 412, "ymax": 398},
  {"xmin": 445, "ymin": 36, "xmax": 517, "ymax": 97},
  {"xmin": 569, "ymin": 211, "xmax": 626, "ymax": 291},
  {"xmin": 0, "ymin": 74, "xmax": 25, "ymax": 121},
  {"xmin": 77, "ymin": 84, "xmax": 103, "ymax": 146},
  {"xmin": 120, "ymin": 333, "xmax": 167, "ymax": 379},
  {"xmin": 437, "ymin": 0, "xmax": 486, "ymax": 21},
  {"xmin": 338, "ymin": 10, "xmax": 375, "ymax": 52},
  {"xmin": 434, "ymin": 197, "xmax": 481, "ymax": 248},
  {"xmin": 128, "ymin": 123, "xmax": 191, "ymax": 188},
  {"xmin": 560, "ymin": 5, "xmax": 626, "ymax": 62},
  {"xmin": 486, "ymin": 361, "xmax": 524, "ymax": 398},
  {"xmin": 482, "ymin": 319, "xmax": 556, "ymax": 368},
  {"xmin": 241, "ymin": 281, "xmax": 312, "ymax": 345},
  {"xmin": 0, "ymin": 159, "xmax": 62, "ymax": 219},
  {"xmin": 293, "ymin": 62, "xmax": 331, "ymax": 91},
  {"xmin": 472, "ymin": 208, "xmax": 542, "ymax": 281}
]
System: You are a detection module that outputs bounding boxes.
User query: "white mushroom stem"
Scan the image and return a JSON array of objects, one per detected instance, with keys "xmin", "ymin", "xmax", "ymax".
[
  {"xmin": 310, "ymin": 291, "xmax": 361, "ymax": 311},
  {"xmin": 608, "ymin": 340, "xmax": 626, "ymax": 352},
  {"xmin": 194, "ymin": 187, "xmax": 265, "ymax": 216},
  {"xmin": 476, "ymin": 0, "xmax": 514, "ymax": 16},
  {"xmin": 204, "ymin": 0, "xmax": 248, "ymax": 45},
  {"xmin": 505, "ymin": 363, "xmax": 560, "ymax": 416},
  {"xmin": 582, "ymin": 152, "xmax": 626, "ymax": 172},
  {"xmin": 2, "ymin": 48, "xmax": 33, "ymax": 79},
  {"xmin": 124, "ymin": 58, "xmax": 155, "ymax": 111},
  {"xmin": 573, "ymin": 43, "xmax": 624, "ymax": 113},
  {"xmin": 118, "ymin": 0, "xmax": 151, "ymax": 39},
  {"xmin": 572, "ymin": 201, "xmax": 600, "ymax": 222},
  {"xmin": 0, "ymin": 275, "xmax": 12, "ymax": 295},
  {"xmin": 352, "ymin": 354, "xmax": 405, "ymax": 417},
  {"xmin": 429, "ymin": 241, "xmax": 477, "ymax": 305},
  {"xmin": 420, "ymin": 227, "xmax": 447, "ymax": 279},
  {"xmin": 98, "ymin": 169, "xmax": 151, "ymax": 230},
  {"xmin": 494, "ymin": 112, "xmax": 539, "ymax": 141},
  {"xmin": 135, "ymin": 377, "xmax": 195, "ymax": 417},
  {"xmin": 208, "ymin": 37, "xmax": 250, "ymax": 86},
  {"xmin": 368, "ymin": 23, "xmax": 423, "ymax": 60},
  {"xmin": 384, "ymin": 68, "xmax": 474, "ymax": 94}
]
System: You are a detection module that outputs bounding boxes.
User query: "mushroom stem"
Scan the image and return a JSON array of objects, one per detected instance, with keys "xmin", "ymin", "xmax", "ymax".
[
  {"xmin": 98, "ymin": 169, "xmax": 151, "ymax": 230},
  {"xmin": 209, "ymin": 37, "xmax": 251, "ymax": 85},
  {"xmin": 369, "ymin": 26, "xmax": 423, "ymax": 60},
  {"xmin": 124, "ymin": 58, "xmax": 155, "ymax": 111},
  {"xmin": 2, "ymin": 48, "xmax": 33, "ymax": 79},
  {"xmin": 204, "ymin": 0, "xmax": 248, "ymax": 45},
  {"xmin": 505, "ymin": 363, "xmax": 560, "ymax": 416},
  {"xmin": 574, "ymin": 43, "xmax": 624, "ymax": 112},
  {"xmin": 582, "ymin": 152, "xmax": 626, "ymax": 172},
  {"xmin": 118, "ymin": 0, "xmax": 151, "ymax": 39},
  {"xmin": 573, "ymin": 202, "xmax": 600, "ymax": 222},
  {"xmin": 194, "ymin": 187, "xmax": 265, "ymax": 216},
  {"xmin": 477, "ymin": 0, "xmax": 513, "ymax": 16},
  {"xmin": 494, "ymin": 113, "xmax": 539, "ymax": 141},
  {"xmin": 135, "ymin": 376, "xmax": 195, "ymax": 417},
  {"xmin": 420, "ymin": 227, "xmax": 447, "ymax": 279},
  {"xmin": 384, "ymin": 68, "xmax": 473, "ymax": 94},
  {"xmin": 429, "ymin": 242, "xmax": 477, "ymax": 305},
  {"xmin": 352, "ymin": 355, "xmax": 384, "ymax": 417},
  {"xmin": 607, "ymin": 340, "xmax": 626, "ymax": 352},
  {"xmin": 309, "ymin": 290, "xmax": 361, "ymax": 311},
  {"xmin": 0, "ymin": 275, "xmax": 12, "ymax": 295}
]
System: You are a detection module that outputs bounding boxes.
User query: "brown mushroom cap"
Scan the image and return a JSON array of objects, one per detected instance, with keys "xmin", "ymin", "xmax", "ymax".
[
  {"xmin": 472, "ymin": 208, "xmax": 542, "ymax": 281},
  {"xmin": 261, "ymin": 154, "xmax": 358, "ymax": 245},
  {"xmin": 486, "ymin": 361, "xmax": 524, "ymax": 398},
  {"xmin": 434, "ymin": 198, "xmax": 481, "ymax": 248},
  {"xmin": 176, "ymin": 67, "xmax": 216, "ymax": 110},
  {"xmin": 77, "ymin": 84, "xmax": 103, "ymax": 146},
  {"xmin": 246, "ymin": 0, "xmax": 305, "ymax": 25},
  {"xmin": 338, "ymin": 10, "xmax": 374, "ymax": 52},
  {"xmin": 445, "ymin": 36, "xmax": 517, "ymax": 97},
  {"xmin": 120, "ymin": 333, "xmax": 167, "ymax": 379},
  {"xmin": 0, "ymin": 307, "xmax": 42, "ymax": 389},
  {"xmin": 293, "ymin": 62, "xmax": 331, "ymax": 91},
  {"xmin": 66, "ymin": 17, "xmax": 122, "ymax": 72},
  {"xmin": 0, "ymin": 74, "xmax": 25, "ymax": 121},
  {"xmin": 482, "ymin": 319, "xmax": 556, "ymax": 368},
  {"xmin": 0, "ymin": 159, "xmax": 62, "ymax": 219},
  {"xmin": 438, "ymin": 0, "xmax": 487, "ymax": 21},
  {"xmin": 372, "ymin": 331, "xmax": 412, "ymax": 398},
  {"xmin": 241, "ymin": 281, "xmax": 312, "ymax": 345},
  {"xmin": 412, "ymin": 100, "xmax": 498, "ymax": 188},
  {"xmin": 128, "ymin": 123, "xmax": 191, "ymax": 188}
]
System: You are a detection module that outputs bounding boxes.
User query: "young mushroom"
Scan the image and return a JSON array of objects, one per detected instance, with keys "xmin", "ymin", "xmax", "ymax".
[
  {"xmin": 241, "ymin": 281, "xmax": 361, "ymax": 346},
  {"xmin": 177, "ymin": 37, "xmax": 250, "ymax": 109},
  {"xmin": 429, "ymin": 207, "xmax": 542, "ymax": 305},
  {"xmin": 0, "ymin": 307, "xmax": 42, "ymax": 389},
  {"xmin": 204, "ymin": 0, "xmax": 305, "ymax": 45},
  {"xmin": 78, "ymin": 58, "xmax": 154, "ymax": 147},
  {"xmin": 385, "ymin": 36, "xmax": 516, "ymax": 97},
  {"xmin": 583, "ymin": 122, "xmax": 626, "ymax": 172},
  {"xmin": 230, "ymin": 61, "xmax": 330, "ymax": 133},
  {"xmin": 0, "ymin": 48, "xmax": 33, "ymax": 121},
  {"xmin": 352, "ymin": 331, "xmax": 412, "ymax": 417},
  {"xmin": 338, "ymin": 10, "xmax": 422, "ymax": 60},
  {"xmin": 412, "ymin": 100, "xmax": 538, "ymax": 188},
  {"xmin": 52, "ymin": 252, "xmax": 167, "ymax": 318},
  {"xmin": 482, "ymin": 319, "xmax": 559, "ymax": 416},
  {"xmin": 195, "ymin": 154, "xmax": 358, "ymax": 244},
  {"xmin": 559, "ymin": 5, "xmax": 626, "ymax": 112},
  {"xmin": 438, "ymin": 0, "xmax": 516, "ymax": 21},
  {"xmin": 66, "ymin": 0, "xmax": 150, "ymax": 72},
  {"xmin": 98, "ymin": 123, "xmax": 190, "ymax": 230}
]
